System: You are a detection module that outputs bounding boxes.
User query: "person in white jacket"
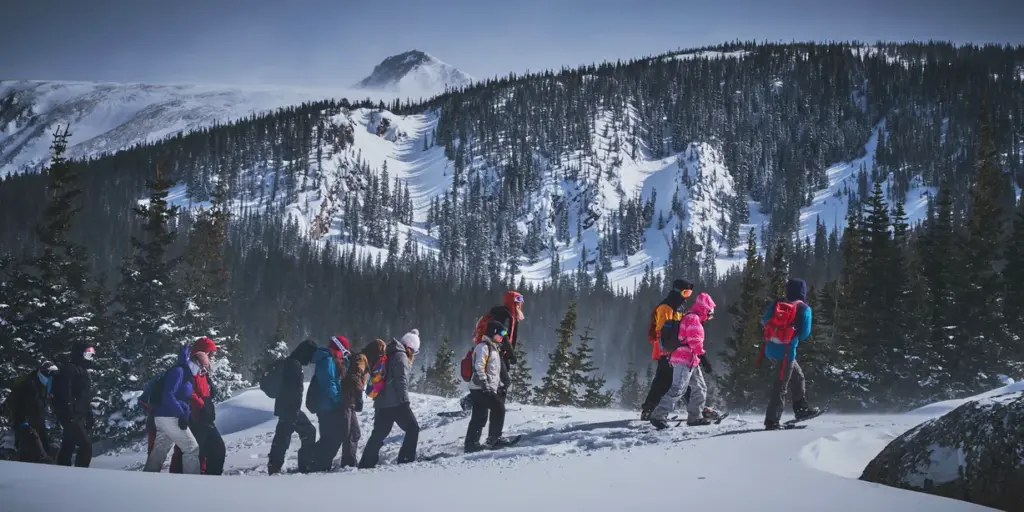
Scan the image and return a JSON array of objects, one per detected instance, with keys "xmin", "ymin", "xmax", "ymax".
[{"xmin": 464, "ymin": 321, "xmax": 512, "ymax": 452}]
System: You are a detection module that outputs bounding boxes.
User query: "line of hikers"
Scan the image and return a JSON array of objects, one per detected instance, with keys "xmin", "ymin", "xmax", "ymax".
[{"xmin": 640, "ymin": 277, "xmax": 821, "ymax": 430}]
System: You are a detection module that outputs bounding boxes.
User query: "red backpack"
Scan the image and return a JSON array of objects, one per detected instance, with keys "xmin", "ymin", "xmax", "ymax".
[
  {"xmin": 763, "ymin": 300, "xmax": 802, "ymax": 345},
  {"xmin": 460, "ymin": 349, "xmax": 475, "ymax": 382}
]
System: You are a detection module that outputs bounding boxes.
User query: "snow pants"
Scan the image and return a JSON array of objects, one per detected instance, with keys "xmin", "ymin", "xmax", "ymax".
[
  {"xmin": 15, "ymin": 425, "xmax": 52, "ymax": 464},
  {"xmin": 652, "ymin": 363, "xmax": 707, "ymax": 422},
  {"xmin": 642, "ymin": 356, "xmax": 672, "ymax": 413},
  {"xmin": 314, "ymin": 407, "xmax": 360, "ymax": 471},
  {"xmin": 765, "ymin": 359, "xmax": 807, "ymax": 425},
  {"xmin": 56, "ymin": 417, "xmax": 92, "ymax": 467},
  {"xmin": 358, "ymin": 402, "xmax": 419, "ymax": 468},
  {"xmin": 465, "ymin": 389, "xmax": 505, "ymax": 447},
  {"xmin": 269, "ymin": 410, "xmax": 316, "ymax": 473},
  {"xmin": 170, "ymin": 421, "xmax": 226, "ymax": 475},
  {"xmin": 144, "ymin": 417, "xmax": 200, "ymax": 474}
]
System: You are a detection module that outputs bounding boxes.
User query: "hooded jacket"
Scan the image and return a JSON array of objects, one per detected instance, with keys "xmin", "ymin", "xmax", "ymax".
[
  {"xmin": 761, "ymin": 279, "xmax": 812, "ymax": 361},
  {"xmin": 373, "ymin": 340, "xmax": 412, "ymax": 409},
  {"xmin": 8, "ymin": 372, "xmax": 52, "ymax": 431},
  {"xmin": 647, "ymin": 289, "xmax": 689, "ymax": 360},
  {"xmin": 343, "ymin": 353, "xmax": 368, "ymax": 412},
  {"xmin": 151, "ymin": 345, "xmax": 195, "ymax": 419},
  {"xmin": 310, "ymin": 347, "xmax": 347, "ymax": 413},
  {"xmin": 274, "ymin": 339, "xmax": 318, "ymax": 417},
  {"xmin": 668, "ymin": 292, "xmax": 716, "ymax": 368},
  {"xmin": 52, "ymin": 342, "xmax": 94, "ymax": 422},
  {"xmin": 469, "ymin": 335, "xmax": 502, "ymax": 392}
]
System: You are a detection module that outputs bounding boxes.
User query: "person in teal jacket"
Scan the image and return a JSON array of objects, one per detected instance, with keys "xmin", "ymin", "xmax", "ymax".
[
  {"xmin": 759, "ymin": 278, "xmax": 820, "ymax": 430},
  {"xmin": 308, "ymin": 335, "xmax": 353, "ymax": 471}
]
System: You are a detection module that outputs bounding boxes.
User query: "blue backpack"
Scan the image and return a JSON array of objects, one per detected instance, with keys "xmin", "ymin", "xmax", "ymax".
[{"xmin": 138, "ymin": 374, "xmax": 165, "ymax": 412}]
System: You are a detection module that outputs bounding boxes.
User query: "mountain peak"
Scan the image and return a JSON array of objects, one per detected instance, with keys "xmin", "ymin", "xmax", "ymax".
[{"xmin": 354, "ymin": 50, "xmax": 473, "ymax": 98}]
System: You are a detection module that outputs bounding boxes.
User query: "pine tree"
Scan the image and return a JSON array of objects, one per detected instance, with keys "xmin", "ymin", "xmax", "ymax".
[
  {"xmin": 957, "ymin": 103, "xmax": 1011, "ymax": 388},
  {"xmin": 571, "ymin": 326, "xmax": 612, "ymax": 408},
  {"xmin": 918, "ymin": 182, "xmax": 961, "ymax": 394},
  {"xmin": 617, "ymin": 363, "xmax": 642, "ymax": 410},
  {"xmin": 423, "ymin": 335, "xmax": 460, "ymax": 398},
  {"xmin": 251, "ymin": 309, "xmax": 291, "ymax": 378},
  {"xmin": 1004, "ymin": 195, "xmax": 1024, "ymax": 363},
  {"xmin": 767, "ymin": 237, "xmax": 788, "ymax": 299},
  {"xmin": 506, "ymin": 341, "xmax": 533, "ymax": 404},
  {"xmin": 721, "ymin": 228, "xmax": 769, "ymax": 409},
  {"xmin": 534, "ymin": 299, "xmax": 578, "ymax": 406}
]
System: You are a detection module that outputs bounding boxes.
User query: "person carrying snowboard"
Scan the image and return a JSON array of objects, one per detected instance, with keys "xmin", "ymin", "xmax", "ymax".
[
  {"xmin": 358, "ymin": 329, "xmax": 421, "ymax": 468},
  {"xmin": 308, "ymin": 335, "xmax": 358, "ymax": 471},
  {"xmin": 461, "ymin": 291, "xmax": 525, "ymax": 411},
  {"xmin": 758, "ymin": 278, "xmax": 821, "ymax": 430},
  {"xmin": 6, "ymin": 361, "xmax": 59, "ymax": 463},
  {"xmin": 641, "ymin": 279, "xmax": 694, "ymax": 421},
  {"xmin": 464, "ymin": 321, "xmax": 514, "ymax": 452},
  {"xmin": 52, "ymin": 343, "xmax": 96, "ymax": 467},
  {"xmin": 143, "ymin": 344, "xmax": 202, "ymax": 473},
  {"xmin": 267, "ymin": 339, "xmax": 319, "ymax": 475},
  {"xmin": 169, "ymin": 337, "xmax": 226, "ymax": 475},
  {"xmin": 650, "ymin": 292, "xmax": 723, "ymax": 429}
]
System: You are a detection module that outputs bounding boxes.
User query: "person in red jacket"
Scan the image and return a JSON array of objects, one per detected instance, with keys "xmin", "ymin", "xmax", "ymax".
[{"xmin": 169, "ymin": 337, "xmax": 226, "ymax": 475}]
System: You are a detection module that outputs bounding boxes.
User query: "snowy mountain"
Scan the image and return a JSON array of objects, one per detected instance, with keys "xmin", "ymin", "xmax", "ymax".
[
  {"xmin": 0, "ymin": 384, "xmax": 1001, "ymax": 511},
  {"xmin": 353, "ymin": 50, "xmax": 473, "ymax": 98},
  {"xmin": 0, "ymin": 80, "xmax": 404, "ymax": 178}
]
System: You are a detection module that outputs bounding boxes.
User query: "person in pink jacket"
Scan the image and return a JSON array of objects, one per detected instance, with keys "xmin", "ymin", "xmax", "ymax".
[{"xmin": 649, "ymin": 292, "xmax": 723, "ymax": 429}]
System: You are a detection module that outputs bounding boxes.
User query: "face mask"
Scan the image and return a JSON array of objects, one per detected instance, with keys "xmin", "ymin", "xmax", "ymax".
[{"xmin": 188, "ymin": 361, "xmax": 201, "ymax": 375}]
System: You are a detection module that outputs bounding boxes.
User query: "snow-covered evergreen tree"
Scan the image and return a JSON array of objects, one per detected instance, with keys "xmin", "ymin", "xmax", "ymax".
[
  {"xmin": 534, "ymin": 299, "xmax": 578, "ymax": 406},
  {"xmin": 571, "ymin": 327, "xmax": 612, "ymax": 408},
  {"xmin": 617, "ymin": 363, "xmax": 642, "ymax": 410},
  {"xmin": 506, "ymin": 341, "xmax": 533, "ymax": 404},
  {"xmin": 422, "ymin": 335, "xmax": 460, "ymax": 398}
]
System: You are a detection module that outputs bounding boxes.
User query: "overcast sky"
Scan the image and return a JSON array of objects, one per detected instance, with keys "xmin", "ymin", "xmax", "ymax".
[{"xmin": 3, "ymin": 0, "xmax": 1022, "ymax": 87}]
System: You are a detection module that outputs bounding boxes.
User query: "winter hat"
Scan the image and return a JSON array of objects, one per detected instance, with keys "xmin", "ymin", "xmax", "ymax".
[
  {"xmin": 672, "ymin": 279, "xmax": 695, "ymax": 291},
  {"xmin": 690, "ymin": 292, "xmax": 717, "ymax": 322},
  {"xmin": 330, "ymin": 335, "xmax": 351, "ymax": 356},
  {"xmin": 785, "ymin": 278, "xmax": 808, "ymax": 302},
  {"xmin": 400, "ymin": 329, "xmax": 421, "ymax": 354},
  {"xmin": 191, "ymin": 336, "xmax": 218, "ymax": 357},
  {"xmin": 485, "ymin": 320, "xmax": 507, "ymax": 339}
]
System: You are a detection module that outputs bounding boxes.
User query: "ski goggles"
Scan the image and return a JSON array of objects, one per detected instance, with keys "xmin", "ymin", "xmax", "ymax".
[
  {"xmin": 681, "ymin": 289, "xmax": 693, "ymax": 298},
  {"xmin": 82, "ymin": 347, "xmax": 96, "ymax": 361},
  {"xmin": 512, "ymin": 295, "xmax": 524, "ymax": 303},
  {"xmin": 330, "ymin": 336, "xmax": 351, "ymax": 357}
]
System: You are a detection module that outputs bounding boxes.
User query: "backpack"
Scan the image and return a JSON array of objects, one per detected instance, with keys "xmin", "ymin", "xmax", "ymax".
[
  {"xmin": 763, "ymin": 300, "xmax": 802, "ymax": 345},
  {"xmin": 660, "ymin": 314, "xmax": 683, "ymax": 352},
  {"xmin": 258, "ymin": 360, "xmax": 286, "ymax": 399},
  {"xmin": 138, "ymin": 372, "xmax": 167, "ymax": 412},
  {"xmin": 365, "ymin": 355, "xmax": 388, "ymax": 399},
  {"xmin": 305, "ymin": 373, "xmax": 322, "ymax": 414},
  {"xmin": 460, "ymin": 349, "xmax": 474, "ymax": 382}
]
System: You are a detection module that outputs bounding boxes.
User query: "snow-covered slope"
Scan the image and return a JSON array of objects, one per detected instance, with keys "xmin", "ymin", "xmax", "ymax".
[
  {"xmin": 354, "ymin": 50, "xmax": 473, "ymax": 98},
  {"xmin": 0, "ymin": 385, "xmax": 989, "ymax": 511},
  {"xmin": 0, "ymin": 80, "xmax": 403, "ymax": 178}
]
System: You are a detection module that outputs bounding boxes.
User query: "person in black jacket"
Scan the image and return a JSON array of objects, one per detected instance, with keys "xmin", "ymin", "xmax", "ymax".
[
  {"xmin": 8, "ymin": 361, "xmax": 59, "ymax": 463},
  {"xmin": 52, "ymin": 342, "xmax": 95, "ymax": 467},
  {"xmin": 268, "ymin": 339, "xmax": 318, "ymax": 475}
]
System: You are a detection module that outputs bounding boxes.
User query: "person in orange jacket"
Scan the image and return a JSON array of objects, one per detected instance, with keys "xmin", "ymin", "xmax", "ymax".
[{"xmin": 640, "ymin": 279, "xmax": 694, "ymax": 421}]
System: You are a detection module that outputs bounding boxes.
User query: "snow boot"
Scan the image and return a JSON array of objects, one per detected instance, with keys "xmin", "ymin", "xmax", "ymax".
[
  {"xmin": 794, "ymin": 406, "xmax": 822, "ymax": 422},
  {"xmin": 701, "ymin": 407, "xmax": 723, "ymax": 421},
  {"xmin": 267, "ymin": 461, "xmax": 282, "ymax": 475},
  {"xmin": 486, "ymin": 436, "xmax": 515, "ymax": 448},
  {"xmin": 650, "ymin": 418, "xmax": 670, "ymax": 430},
  {"xmin": 464, "ymin": 442, "xmax": 485, "ymax": 454},
  {"xmin": 640, "ymin": 407, "xmax": 652, "ymax": 421},
  {"xmin": 686, "ymin": 417, "xmax": 712, "ymax": 426},
  {"xmin": 764, "ymin": 421, "xmax": 781, "ymax": 431}
]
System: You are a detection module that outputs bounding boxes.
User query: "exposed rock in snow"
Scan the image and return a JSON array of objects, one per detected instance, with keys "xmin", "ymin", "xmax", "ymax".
[{"xmin": 859, "ymin": 387, "xmax": 1024, "ymax": 510}]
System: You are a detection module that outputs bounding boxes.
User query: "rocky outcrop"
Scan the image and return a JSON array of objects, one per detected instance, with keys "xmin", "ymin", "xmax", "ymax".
[{"xmin": 859, "ymin": 389, "xmax": 1024, "ymax": 511}]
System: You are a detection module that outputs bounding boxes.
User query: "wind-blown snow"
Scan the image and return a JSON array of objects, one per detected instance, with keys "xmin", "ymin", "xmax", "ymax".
[
  {"xmin": 0, "ymin": 384, "xmax": 987, "ymax": 511},
  {"xmin": 354, "ymin": 50, "xmax": 473, "ymax": 100}
]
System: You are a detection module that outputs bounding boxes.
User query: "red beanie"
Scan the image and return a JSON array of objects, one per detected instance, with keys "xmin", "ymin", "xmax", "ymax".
[
  {"xmin": 191, "ymin": 336, "xmax": 218, "ymax": 356},
  {"xmin": 330, "ymin": 335, "xmax": 351, "ymax": 355}
]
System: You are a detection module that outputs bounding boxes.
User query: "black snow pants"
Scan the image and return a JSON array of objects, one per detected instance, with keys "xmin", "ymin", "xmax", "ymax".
[
  {"xmin": 642, "ymin": 357, "xmax": 673, "ymax": 412},
  {"xmin": 56, "ymin": 417, "xmax": 92, "ymax": 467},
  {"xmin": 465, "ymin": 389, "xmax": 506, "ymax": 448},
  {"xmin": 314, "ymin": 407, "xmax": 360, "ymax": 471},
  {"xmin": 358, "ymin": 402, "xmax": 419, "ymax": 468},
  {"xmin": 765, "ymin": 359, "xmax": 808, "ymax": 425},
  {"xmin": 15, "ymin": 425, "xmax": 52, "ymax": 464},
  {"xmin": 269, "ymin": 410, "xmax": 316, "ymax": 473}
]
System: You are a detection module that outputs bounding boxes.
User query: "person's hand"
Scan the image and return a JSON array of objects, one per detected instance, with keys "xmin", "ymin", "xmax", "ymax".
[{"xmin": 178, "ymin": 416, "xmax": 189, "ymax": 430}]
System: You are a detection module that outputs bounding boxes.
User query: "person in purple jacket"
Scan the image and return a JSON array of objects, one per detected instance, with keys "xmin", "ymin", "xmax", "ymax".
[{"xmin": 143, "ymin": 344, "xmax": 204, "ymax": 473}]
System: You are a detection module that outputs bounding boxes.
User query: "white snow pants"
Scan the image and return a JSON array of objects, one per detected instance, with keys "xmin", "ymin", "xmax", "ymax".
[
  {"xmin": 652, "ymin": 363, "xmax": 707, "ymax": 422},
  {"xmin": 144, "ymin": 417, "xmax": 201, "ymax": 474}
]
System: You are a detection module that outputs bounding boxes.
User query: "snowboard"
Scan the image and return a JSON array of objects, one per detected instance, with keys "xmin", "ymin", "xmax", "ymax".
[{"xmin": 437, "ymin": 410, "xmax": 471, "ymax": 418}]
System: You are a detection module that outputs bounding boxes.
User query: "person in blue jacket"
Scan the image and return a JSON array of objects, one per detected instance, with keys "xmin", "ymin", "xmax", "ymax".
[
  {"xmin": 759, "ymin": 278, "xmax": 821, "ymax": 430},
  {"xmin": 308, "ymin": 335, "xmax": 355, "ymax": 471},
  {"xmin": 143, "ymin": 344, "xmax": 203, "ymax": 473}
]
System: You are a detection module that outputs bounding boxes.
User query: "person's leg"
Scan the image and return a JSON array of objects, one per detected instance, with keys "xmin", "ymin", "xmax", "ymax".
[
  {"xmin": 685, "ymin": 366, "xmax": 708, "ymax": 422},
  {"xmin": 268, "ymin": 414, "xmax": 297, "ymax": 473},
  {"xmin": 465, "ymin": 391, "xmax": 489, "ymax": 448},
  {"xmin": 15, "ymin": 426, "xmax": 51, "ymax": 463},
  {"xmin": 294, "ymin": 411, "xmax": 317, "ymax": 473},
  {"xmin": 340, "ymin": 408, "xmax": 360, "ymax": 468},
  {"xmin": 393, "ymin": 403, "xmax": 420, "ymax": 464},
  {"xmin": 357, "ymin": 409, "xmax": 396, "ymax": 469},
  {"xmin": 789, "ymin": 360, "xmax": 809, "ymax": 412},
  {"xmin": 143, "ymin": 419, "xmax": 176, "ymax": 472},
  {"xmin": 642, "ymin": 357, "xmax": 672, "ymax": 416},
  {"xmin": 651, "ymin": 363, "xmax": 693, "ymax": 421},
  {"xmin": 55, "ymin": 419, "xmax": 76, "ymax": 466},
  {"xmin": 486, "ymin": 393, "xmax": 507, "ymax": 442},
  {"xmin": 169, "ymin": 446, "xmax": 183, "ymax": 473},
  {"xmin": 765, "ymin": 359, "xmax": 795, "ymax": 427},
  {"xmin": 65, "ymin": 418, "xmax": 92, "ymax": 467},
  {"xmin": 198, "ymin": 424, "xmax": 226, "ymax": 475},
  {"xmin": 313, "ymin": 410, "xmax": 345, "ymax": 471}
]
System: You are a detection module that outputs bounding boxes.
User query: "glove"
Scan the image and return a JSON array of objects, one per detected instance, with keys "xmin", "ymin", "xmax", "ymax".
[
  {"xmin": 502, "ymin": 342, "xmax": 517, "ymax": 366},
  {"xmin": 200, "ymin": 404, "xmax": 216, "ymax": 424},
  {"xmin": 178, "ymin": 416, "xmax": 189, "ymax": 430},
  {"xmin": 700, "ymin": 357, "xmax": 714, "ymax": 375},
  {"xmin": 496, "ymin": 386, "xmax": 507, "ymax": 401}
]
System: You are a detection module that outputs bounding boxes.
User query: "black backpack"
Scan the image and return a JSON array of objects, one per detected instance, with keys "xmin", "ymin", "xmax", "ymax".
[
  {"xmin": 660, "ymin": 316, "xmax": 682, "ymax": 352},
  {"xmin": 258, "ymin": 360, "xmax": 286, "ymax": 399}
]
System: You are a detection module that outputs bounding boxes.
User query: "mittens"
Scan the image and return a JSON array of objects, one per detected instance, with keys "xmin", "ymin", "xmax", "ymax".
[{"xmin": 178, "ymin": 416, "xmax": 188, "ymax": 430}]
